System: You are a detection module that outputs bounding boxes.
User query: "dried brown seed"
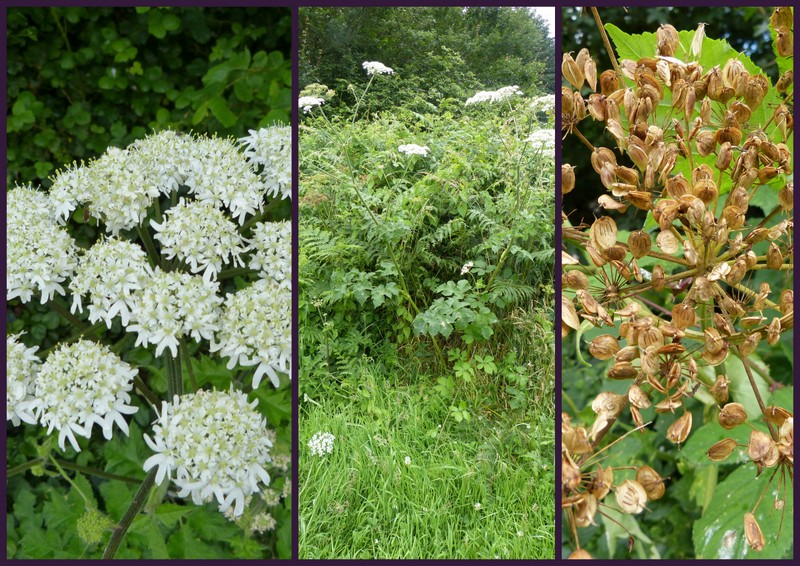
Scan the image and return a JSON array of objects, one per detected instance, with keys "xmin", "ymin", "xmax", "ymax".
[
  {"xmin": 778, "ymin": 182, "xmax": 793, "ymax": 210},
  {"xmin": 729, "ymin": 100, "xmax": 752, "ymax": 124},
  {"xmin": 665, "ymin": 174, "xmax": 691, "ymax": 199},
  {"xmin": 587, "ymin": 94, "xmax": 607, "ymax": 121},
  {"xmin": 614, "ymin": 345, "xmax": 639, "ymax": 363},
  {"xmin": 636, "ymin": 465, "xmax": 665, "ymax": 500},
  {"xmin": 562, "ymin": 52, "xmax": 585, "ymax": 90},
  {"xmin": 744, "ymin": 512, "xmax": 765, "ymax": 551},
  {"xmin": 693, "ymin": 178, "xmax": 718, "ymax": 204},
  {"xmin": 744, "ymin": 75, "xmax": 769, "ymax": 110},
  {"xmin": 589, "ymin": 334, "xmax": 621, "ymax": 360},
  {"xmin": 616, "ymin": 479, "xmax": 648, "ymax": 514},
  {"xmin": 776, "ymin": 70, "xmax": 793, "ymax": 94},
  {"xmin": 563, "ymin": 270, "xmax": 589, "ymax": 290},
  {"xmin": 628, "ymin": 384, "xmax": 651, "ymax": 409},
  {"xmin": 748, "ymin": 429, "xmax": 778, "ymax": 473},
  {"xmin": 656, "ymin": 229, "xmax": 679, "ymax": 254},
  {"xmin": 719, "ymin": 403, "xmax": 748, "ymax": 429},
  {"xmin": 763, "ymin": 405, "xmax": 792, "ymax": 428},
  {"xmin": 608, "ymin": 362, "xmax": 638, "ymax": 380},
  {"xmin": 739, "ymin": 332, "xmax": 761, "ymax": 357},
  {"xmin": 599, "ymin": 69, "xmax": 619, "ymax": 96},
  {"xmin": 671, "ymin": 302, "xmax": 696, "ymax": 329},
  {"xmin": 715, "ymin": 142, "xmax": 733, "ymax": 171},
  {"xmin": 707, "ymin": 437, "xmax": 738, "ymax": 461},
  {"xmin": 590, "ymin": 464, "xmax": 614, "ymax": 501},
  {"xmin": 715, "ymin": 127, "xmax": 742, "ymax": 146},
  {"xmin": 562, "ymin": 164, "xmax": 575, "ymax": 195},
  {"xmin": 573, "ymin": 493, "xmax": 598, "ymax": 527},
  {"xmin": 666, "ymin": 411, "xmax": 692, "ymax": 445},
  {"xmin": 770, "ymin": 7, "xmax": 793, "ymax": 30},
  {"xmin": 562, "ymin": 294, "xmax": 581, "ymax": 332},
  {"xmin": 590, "ymin": 216, "xmax": 618, "ymax": 252},
  {"xmin": 776, "ymin": 26, "xmax": 793, "ymax": 58},
  {"xmin": 651, "ymin": 264, "xmax": 665, "ymax": 291},
  {"xmin": 695, "ymin": 130, "xmax": 716, "ymax": 157},
  {"xmin": 766, "ymin": 242, "xmax": 784, "ymax": 270},
  {"xmin": 709, "ymin": 374, "xmax": 730, "ymax": 403},
  {"xmin": 591, "ymin": 147, "xmax": 617, "ymax": 174},
  {"xmin": 568, "ymin": 549, "xmax": 593, "ymax": 559},
  {"xmin": 628, "ymin": 230, "xmax": 651, "ymax": 259},
  {"xmin": 780, "ymin": 289, "xmax": 793, "ymax": 316},
  {"xmin": 657, "ymin": 24, "xmax": 679, "ymax": 57},
  {"xmin": 766, "ymin": 317, "xmax": 782, "ymax": 345}
]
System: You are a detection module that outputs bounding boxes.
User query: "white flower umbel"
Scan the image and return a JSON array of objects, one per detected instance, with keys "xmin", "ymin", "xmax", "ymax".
[
  {"xmin": 143, "ymin": 388, "xmax": 272, "ymax": 518},
  {"xmin": 79, "ymin": 146, "xmax": 164, "ymax": 235},
  {"xmin": 130, "ymin": 130, "xmax": 196, "ymax": 194},
  {"xmin": 127, "ymin": 268, "xmax": 223, "ymax": 357},
  {"xmin": 238, "ymin": 126, "xmax": 291, "ymax": 200},
  {"xmin": 210, "ymin": 279, "xmax": 291, "ymax": 389},
  {"xmin": 248, "ymin": 221, "xmax": 291, "ymax": 290},
  {"xmin": 465, "ymin": 85, "xmax": 523, "ymax": 105},
  {"xmin": 7, "ymin": 334, "xmax": 40, "ymax": 427},
  {"xmin": 529, "ymin": 94, "xmax": 556, "ymax": 114},
  {"xmin": 525, "ymin": 129, "xmax": 556, "ymax": 152},
  {"xmin": 49, "ymin": 163, "xmax": 94, "ymax": 224},
  {"xmin": 362, "ymin": 61, "xmax": 394, "ymax": 75},
  {"xmin": 307, "ymin": 432, "xmax": 335, "ymax": 456},
  {"xmin": 398, "ymin": 144, "xmax": 430, "ymax": 157},
  {"xmin": 299, "ymin": 96, "xmax": 325, "ymax": 113},
  {"xmin": 7, "ymin": 185, "xmax": 78, "ymax": 304},
  {"xmin": 30, "ymin": 340, "xmax": 138, "ymax": 452},
  {"xmin": 151, "ymin": 199, "xmax": 246, "ymax": 280},
  {"xmin": 69, "ymin": 237, "xmax": 153, "ymax": 328},
  {"xmin": 185, "ymin": 135, "xmax": 265, "ymax": 224}
]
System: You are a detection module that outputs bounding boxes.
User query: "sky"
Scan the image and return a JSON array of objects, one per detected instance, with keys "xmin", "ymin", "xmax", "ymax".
[{"xmin": 530, "ymin": 7, "xmax": 555, "ymax": 38}]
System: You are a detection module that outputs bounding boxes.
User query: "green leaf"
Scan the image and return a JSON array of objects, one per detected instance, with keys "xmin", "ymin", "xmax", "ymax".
[
  {"xmin": 154, "ymin": 503, "xmax": 195, "ymax": 528},
  {"xmin": 192, "ymin": 100, "xmax": 209, "ymax": 125},
  {"xmin": 208, "ymin": 96, "xmax": 237, "ymax": 127},
  {"xmin": 725, "ymin": 355, "xmax": 771, "ymax": 420},
  {"xmin": 693, "ymin": 464, "xmax": 793, "ymax": 558}
]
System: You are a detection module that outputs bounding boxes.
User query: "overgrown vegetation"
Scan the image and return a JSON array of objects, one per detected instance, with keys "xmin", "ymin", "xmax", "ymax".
[
  {"xmin": 299, "ymin": 7, "xmax": 555, "ymax": 559},
  {"xmin": 561, "ymin": 7, "xmax": 793, "ymax": 559}
]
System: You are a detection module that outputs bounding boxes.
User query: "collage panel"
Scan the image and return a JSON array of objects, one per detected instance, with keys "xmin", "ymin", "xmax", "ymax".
[
  {"xmin": 5, "ymin": 6, "xmax": 292, "ymax": 558},
  {"xmin": 298, "ymin": 6, "xmax": 556, "ymax": 559},
  {"xmin": 561, "ymin": 6, "xmax": 794, "ymax": 560}
]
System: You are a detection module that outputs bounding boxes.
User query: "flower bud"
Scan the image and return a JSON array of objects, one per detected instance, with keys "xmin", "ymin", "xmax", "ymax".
[{"xmin": 718, "ymin": 402, "xmax": 747, "ymax": 429}]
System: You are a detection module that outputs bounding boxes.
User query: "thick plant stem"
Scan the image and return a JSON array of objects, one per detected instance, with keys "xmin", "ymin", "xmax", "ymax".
[
  {"xmin": 591, "ymin": 8, "xmax": 622, "ymax": 79},
  {"xmin": 102, "ymin": 469, "xmax": 157, "ymax": 559},
  {"xmin": 166, "ymin": 349, "xmax": 183, "ymax": 398},
  {"xmin": 738, "ymin": 348, "xmax": 778, "ymax": 441},
  {"xmin": 56, "ymin": 459, "xmax": 142, "ymax": 485}
]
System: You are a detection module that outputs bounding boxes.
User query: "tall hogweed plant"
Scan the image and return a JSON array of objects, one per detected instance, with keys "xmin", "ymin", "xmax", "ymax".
[
  {"xmin": 300, "ymin": 61, "xmax": 555, "ymax": 416},
  {"xmin": 7, "ymin": 127, "xmax": 292, "ymax": 557},
  {"xmin": 561, "ymin": 8, "xmax": 793, "ymax": 559}
]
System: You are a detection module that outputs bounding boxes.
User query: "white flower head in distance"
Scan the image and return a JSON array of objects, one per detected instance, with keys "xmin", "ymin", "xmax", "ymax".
[
  {"xmin": 529, "ymin": 94, "xmax": 556, "ymax": 114},
  {"xmin": 7, "ymin": 334, "xmax": 41, "ymax": 427},
  {"xmin": 525, "ymin": 129, "xmax": 556, "ymax": 152},
  {"xmin": 7, "ymin": 185, "xmax": 78, "ymax": 304},
  {"xmin": 143, "ymin": 388, "xmax": 272, "ymax": 518},
  {"xmin": 398, "ymin": 144, "xmax": 430, "ymax": 157},
  {"xmin": 69, "ymin": 237, "xmax": 153, "ymax": 328},
  {"xmin": 362, "ymin": 61, "xmax": 394, "ymax": 75},
  {"xmin": 211, "ymin": 279, "xmax": 291, "ymax": 389},
  {"xmin": 465, "ymin": 85, "xmax": 523, "ymax": 105},
  {"xmin": 299, "ymin": 96, "xmax": 325, "ymax": 113},
  {"xmin": 248, "ymin": 221, "xmax": 292, "ymax": 290},
  {"xmin": 31, "ymin": 340, "xmax": 138, "ymax": 452},
  {"xmin": 238, "ymin": 126, "xmax": 292, "ymax": 200},
  {"xmin": 308, "ymin": 432, "xmax": 335, "ymax": 456},
  {"xmin": 151, "ymin": 198, "xmax": 247, "ymax": 280},
  {"xmin": 127, "ymin": 268, "xmax": 223, "ymax": 357}
]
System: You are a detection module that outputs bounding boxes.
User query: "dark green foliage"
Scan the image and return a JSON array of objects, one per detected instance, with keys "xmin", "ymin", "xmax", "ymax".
[
  {"xmin": 7, "ymin": 6, "xmax": 291, "ymax": 187},
  {"xmin": 300, "ymin": 7, "xmax": 554, "ymax": 118}
]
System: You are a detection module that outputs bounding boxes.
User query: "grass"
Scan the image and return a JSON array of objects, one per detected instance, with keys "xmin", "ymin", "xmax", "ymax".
[{"xmin": 299, "ymin": 362, "xmax": 554, "ymax": 559}]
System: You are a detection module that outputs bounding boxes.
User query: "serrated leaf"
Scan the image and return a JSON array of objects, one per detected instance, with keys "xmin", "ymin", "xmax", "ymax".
[
  {"xmin": 154, "ymin": 502, "xmax": 195, "ymax": 528},
  {"xmin": 693, "ymin": 464, "xmax": 793, "ymax": 558},
  {"xmin": 208, "ymin": 96, "xmax": 237, "ymax": 127}
]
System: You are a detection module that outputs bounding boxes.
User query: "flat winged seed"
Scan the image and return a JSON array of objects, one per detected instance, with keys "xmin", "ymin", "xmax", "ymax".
[
  {"xmin": 589, "ymin": 334, "xmax": 620, "ymax": 360},
  {"xmin": 707, "ymin": 438, "xmax": 738, "ymax": 461},
  {"xmin": 628, "ymin": 384, "xmax": 651, "ymax": 409},
  {"xmin": 718, "ymin": 402, "xmax": 747, "ymax": 429},
  {"xmin": 656, "ymin": 230, "xmax": 679, "ymax": 254},
  {"xmin": 636, "ymin": 465, "xmax": 665, "ymax": 500},
  {"xmin": 562, "ymin": 294, "xmax": 581, "ymax": 331},
  {"xmin": 568, "ymin": 549, "xmax": 593, "ymax": 559},
  {"xmin": 590, "ymin": 216, "xmax": 618, "ymax": 251},
  {"xmin": 615, "ymin": 479, "xmax": 648, "ymax": 514},
  {"xmin": 666, "ymin": 411, "xmax": 692, "ymax": 444},
  {"xmin": 744, "ymin": 513, "xmax": 765, "ymax": 551}
]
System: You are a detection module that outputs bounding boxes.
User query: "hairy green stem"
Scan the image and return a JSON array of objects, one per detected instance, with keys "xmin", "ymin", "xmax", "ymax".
[
  {"xmin": 102, "ymin": 469, "xmax": 157, "ymax": 559},
  {"xmin": 137, "ymin": 224, "xmax": 162, "ymax": 270},
  {"xmin": 55, "ymin": 459, "xmax": 142, "ymax": 486},
  {"xmin": 180, "ymin": 341, "xmax": 198, "ymax": 392},
  {"xmin": 6, "ymin": 458, "xmax": 44, "ymax": 477}
]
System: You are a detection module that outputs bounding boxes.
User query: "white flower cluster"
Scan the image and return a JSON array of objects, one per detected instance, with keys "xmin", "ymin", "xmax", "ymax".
[
  {"xmin": 211, "ymin": 280, "xmax": 291, "ymax": 389},
  {"xmin": 49, "ymin": 130, "xmax": 278, "ymax": 231},
  {"xmin": 248, "ymin": 221, "xmax": 292, "ymax": 289},
  {"xmin": 69, "ymin": 237, "xmax": 152, "ymax": 328},
  {"xmin": 239, "ymin": 126, "xmax": 292, "ymax": 200},
  {"xmin": 299, "ymin": 96, "xmax": 325, "ymax": 113},
  {"xmin": 308, "ymin": 432, "xmax": 335, "ymax": 457},
  {"xmin": 30, "ymin": 340, "xmax": 138, "ymax": 452},
  {"xmin": 529, "ymin": 94, "xmax": 556, "ymax": 114},
  {"xmin": 525, "ymin": 129, "xmax": 556, "ymax": 152},
  {"xmin": 460, "ymin": 261, "xmax": 475, "ymax": 275},
  {"xmin": 362, "ymin": 61, "xmax": 394, "ymax": 75},
  {"xmin": 7, "ymin": 334, "xmax": 40, "ymax": 427},
  {"xmin": 151, "ymin": 199, "xmax": 246, "ymax": 280},
  {"xmin": 398, "ymin": 144, "xmax": 430, "ymax": 157},
  {"xmin": 143, "ymin": 388, "xmax": 272, "ymax": 518},
  {"xmin": 465, "ymin": 85, "xmax": 523, "ymax": 105},
  {"xmin": 127, "ymin": 268, "xmax": 223, "ymax": 357},
  {"xmin": 7, "ymin": 185, "xmax": 77, "ymax": 304}
]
